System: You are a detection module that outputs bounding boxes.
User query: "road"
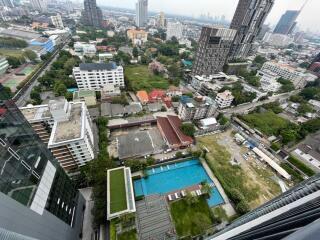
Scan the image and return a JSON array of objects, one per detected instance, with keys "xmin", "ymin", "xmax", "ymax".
[
  {"xmin": 222, "ymin": 90, "xmax": 300, "ymax": 116},
  {"xmin": 14, "ymin": 42, "xmax": 68, "ymax": 107}
]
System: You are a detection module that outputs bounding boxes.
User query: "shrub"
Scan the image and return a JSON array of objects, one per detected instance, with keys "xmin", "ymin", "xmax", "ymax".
[{"xmin": 287, "ymin": 156, "xmax": 315, "ymax": 177}]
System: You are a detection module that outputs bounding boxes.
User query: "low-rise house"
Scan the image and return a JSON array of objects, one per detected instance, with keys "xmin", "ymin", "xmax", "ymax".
[
  {"xmin": 136, "ymin": 90, "xmax": 149, "ymax": 104},
  {"xmin": 215, "ymin": 90, "xmax": 234, "ymax": 109}
]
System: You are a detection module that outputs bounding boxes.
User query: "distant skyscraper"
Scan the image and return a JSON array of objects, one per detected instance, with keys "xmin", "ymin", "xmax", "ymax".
[
  {"xmin": 273, "ymin": 10, "xmax": 300, "ymax": 35},
  {"xmin": 157, "ymin": 11, "xmax": 166, "ymax": 28},
  {"xmin": 0, "ymin": 0, "xmax": 14, "ymax": 8},
  {"xmin": 82, "ymin": 0, "xmax": 102, "ymax": 28},
  {"xmin": 192, "ymin": 27, "xmax": 237, "ymax": 76},
  {"xmin": 0, "ymin": 85, "xmax": 84, "ymax": 239},
  {"xmin": 30, "ymin": 0, "xmax": 47, "ymax": 12},
  {"xmin": 229, "ymin": 0, "xmax": 274, "ymax": 60},
  {"xmin": 135, "ymin": 0, "xmax": 148, "ymax": 28}
]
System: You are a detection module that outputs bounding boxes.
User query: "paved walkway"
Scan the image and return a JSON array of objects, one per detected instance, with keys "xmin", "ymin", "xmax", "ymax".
[
  {"xmin": 200, "ymin": 158, "xmax": 236, "ymax": 217},
  {"xmin": 79, "ymin": 188, "xmax": 95, "ymax": 240}
]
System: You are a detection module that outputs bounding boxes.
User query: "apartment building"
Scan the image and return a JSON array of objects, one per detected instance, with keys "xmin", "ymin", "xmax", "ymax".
[
  {"xmin": 261, "ymin": 61, "xmax": 317, "ymax": 89},
  {"xmin": 50, "ymin": 14, "xmax": 64, "ymax": 29},
  {"xmin": 74, "ymin": 42, "xmax": 96, "ymax": 57},
  {"xmin": 215, "ymin": 90, "xmax": 234, "ymax": 109},
  {"xmin": 257, "ymin": 69, "xmax": 282, "ymax": 92},
  {"xmin": 73, "ymin": 62, "xmax": 124, "ymax": 91},
  {"xmin": 166, "ymin": 22, "xmax": 183, "ymax": 40},
  {"xmin": 0, "ymin": 57, "xmax": 9, "ymax": 75},
  {"xmin": 178, "ymin": 96, "xmax": 217, "ymax": 121},
  {"xmin": 20, "ymin": 99, "xmax": 95, "ymax": 172}
]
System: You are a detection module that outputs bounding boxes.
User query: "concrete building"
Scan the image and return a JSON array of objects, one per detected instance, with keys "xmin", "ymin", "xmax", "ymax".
[
  {"xmin": 127, "ymin": 29, "xmax": 148, "ymax": 45},
  {"xmin": 73, "ymin": 89, "xmax": 97, "ymax": 106},
  {"xmin": 74, "ymin": 42, "xmax": 96, "ymax": 57},
  {"xmin": 0, "ymin": 56, "xmax": 9, "ymax": 75},
  {"xmin": 178, "ymin": 96, "xmax": 217, "ymax": 121},
  {"xmin": 229, "ymin": 0, "xmax": 274, "ymax": 59},
  {"xmin": 50, "ymin": 14, "xmax": 64, "ymax": 29},
  {"xmin": 0, "ymin": 86, "xmax": 84, "ymax": 240},
  {"xmin": 261, "ymin": 61, "xmax": 318, "ymax": 89},
  {"xmin": 30, "ymin": 0, "xmax": 47, "ymax": 12},
  {"xmin": 135, "ymin": 0, "xmax": 148, "ymax": 28},
  {"xmin": 273, "ymin": 10, "xmax": 300, "ymax": 35},
  {"xmin": 82, "ymin": 0, "xmax": 102, "ymax": 28},
  {"xmin": 263, "ymin": 32, "xmax": 294, "ymax": 47},
  {"xmin": 257, "ymin": 69, "xmax": 282, "ymax": 92},
  {"xmin": 73, "ymin": 62, "xmax": 124, "ymax": 91},
  {"xmin": 215, "ymin": 90, "xmax": 234, "ymax": 109},
  {"xmin": 20, "ymin": 99, "xmax": 95, "ymax": 172},
  {"xmin": 166, "ymin": 22, "xmax": 183, "ymax": 40},
  {"xmin": 192, "ymin": 27, "xmax": 236, "ymax": 76},
  {"xmin": 157, "ymin": 11, "xmax": 166, "ymax": 28},
  {"xmin": 0, "ymin": 0, "xmax": 14, "ymax": 8}
]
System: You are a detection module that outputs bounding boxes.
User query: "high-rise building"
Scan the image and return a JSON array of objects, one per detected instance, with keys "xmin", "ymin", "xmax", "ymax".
[
  {"xmin": 192, "ymin": 27, "xmax": 236, "ymax": 76},
  {"xmin": 166, "ymin": 22, "xmax": 184, "ymax": 40},
  {"xmin": 135, "ymin": 0, "xmax": 148, "ymax": 28},
  {"xmin": 273, "ymin": 10, "xmax": 300, "ymax": 35},
  {"xmin": 82, "ymin": 0, "xmax": 102, "ymax": 28},
  {"xmin": 157, "ymin": 11, "xmax": 166, "ymax": 28},
  {"xmin": 30, "ymin": 0, "xmax": 47, "ymax": 12},
  {"xmin": 208, "ymin": 174, "xmax": 320, "ymax": 240},
  {"xmin": 0, "ymin": 0, "xmax": 14, "ymax": 8},
  {"xmin": 50, "ymin": 14, "xmax": 64, "ymax": 29},
  {"xmin": 0, "ymin": 85, "xmax": 84, "ymax": 240},
  {"xmin": 229, "ymin": 0, "xmax": 274, "ymax": 60}
]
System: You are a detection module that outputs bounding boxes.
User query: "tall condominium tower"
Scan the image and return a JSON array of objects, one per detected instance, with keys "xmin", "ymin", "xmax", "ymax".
[
  {"xmin": 30, "ymin": 0, "xmax": 47, "ymax": 12},
  {"xmin": 0, "ymin": 0, "xmax": 14, "ymax": 8},
  {"xmin": 135, "ymin": 0, "xmax": 148, "ymax": 28},
  {"xmin": 273, "ymin": 10, "xmax": 300, "ymax": 35},
  {"xmin": 208, "ymin": 174, "xmax": 320, "ymax": 240},
  {"xmin": 0, "ymin": 85, "xmax": 84, "ymax": 239},
  {"xmin": 192, "ymin": 27, "xmax": 237, "ymax": 76},
  {"xmin": 82, "ymin": 0, "xmax": 102, "ymax": 28},
  {"xmin": 229, "ymin": 0, "xmax": 274, "ymax": 60}
]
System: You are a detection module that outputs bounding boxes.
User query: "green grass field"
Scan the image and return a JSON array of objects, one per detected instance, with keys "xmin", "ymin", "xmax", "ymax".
[
  {"xmin": 0, "ymin": 49, "xmax": 24, "ymax": 58},
  {"xmin": 125, "ymin": 65, "xmax": 170, "ymax": 92},
  {"xmin": 241, "ymin": 111, "xmax": 291, "ymax": 136},
  {"xmin": 170, "ymin": 197, "xmax": 215, "ymax": 237},
  {"xmin": 109, "ymin": 168, "xmax": 127, "ymax": 214}
]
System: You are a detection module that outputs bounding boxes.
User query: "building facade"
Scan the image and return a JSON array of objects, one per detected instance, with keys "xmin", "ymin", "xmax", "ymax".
[
  {"xmin": 192, "ymin": 27, "xmax": 236, "ymax": 76},
  {"xmin": 82, "ymin": 0, "xmax": 102, "ymax": 28},
  {"xmin": 50, "ymin": 14, "xmax": 64, "ymax": 29},
  {"xmin": 127, "ymin": 29, "xmax": 148, "ymax": 45},
  {"xmin": 73, "ymin": 62, "xmax": 124, "ymax": 91},
  {"xmin": 273, "ymin": 10, "xmax": 300, "ymax": 35},
  {"xmin": 178, "ymin": 96, "xmax": 217, "ymax": 121},
  {"xmin": 257, "ymin": 69, "xmax": 282, "ymax": 92},
  {"xmin": 229, "ymin": 0, "xmax": 274, "ymax": 59},
  {"xmin": 215, "ymin": 90, "xmax": 234, "ymax": 108},
  {"xmin": 261, "ymin": 61, "xmax": 317, "ymax": 89},
  {"xmin": 19, "ymin": 99, "xmax": 95, "ymax": 172},
  {"xmin": 0, "ymin": 57, "xmax": 9, "ymax": 75},
  {"xmin": 0, "ymin": 85, "xmax": 84, "ymax": 239},
  {"xmin": 166, "ymin": 22, "xmax": 183, "ymax": 40},
  {"xmin": 30, "ymin": 0, "xmax": 47, "ymax": 12},
  {"xmin": 135, "ymin": 0, "xmax": 148, "ymax": 28},
  {"xmin": 0, "ymin": 0, "xmax": 14, "ymax": 8}
]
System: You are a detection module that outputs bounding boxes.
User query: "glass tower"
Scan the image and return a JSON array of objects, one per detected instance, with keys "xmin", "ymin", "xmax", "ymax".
[{"xmin": 0, "ymin": 85, "xmax": 78, "ymax": 225}]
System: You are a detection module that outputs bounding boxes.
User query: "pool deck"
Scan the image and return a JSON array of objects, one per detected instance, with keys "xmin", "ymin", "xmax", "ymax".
[{"xmin": 199, "ymin": 158, "xmax": 236, "ymax": 217}]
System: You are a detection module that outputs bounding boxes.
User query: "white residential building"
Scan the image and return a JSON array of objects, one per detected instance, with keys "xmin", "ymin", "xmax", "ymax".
[
  {"xmin": 73, "ymin": 62, "xmax": 124, "ymax": 91},
  {"xmin": 166, "ymin": 22, "xmax": 183, "ymax": 40},
  {"xmin": 257, "ymin": 69, "xmax": 282, "ymax": 92},
  {"xmin": 215, "ymin": 90, "xmax": 234, "ymax": 109},
  {"xmin": 263, "ymin": 32, "xmax": 293, "ymax": 47},
  {"xmin": 19, "ymin": 99, "xmax": 95, "ymax": 172},
  {"xmin": 0, "ymin": 57, "xmax": 9, "ymax": 75},
  {"xmin": 74, "ymin": 42, "xmax": 96, "ymax": 57},
  {"xmin": 261, "ymin": 61, "xmax": 317, "ymax": 89},
  {"xmin": 50, "ymin": 14, "xmax": 64, "ymax": 29}
]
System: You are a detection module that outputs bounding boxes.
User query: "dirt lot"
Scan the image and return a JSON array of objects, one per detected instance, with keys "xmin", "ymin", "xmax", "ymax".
[{"xmin": 197, "ymin": 129, "xmax": 282, "ymax": 209}]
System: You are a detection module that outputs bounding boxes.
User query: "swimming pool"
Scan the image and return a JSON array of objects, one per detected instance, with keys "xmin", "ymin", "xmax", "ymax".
[{"xmin": 133, "ymin": 159, "xmax": 224, "ymax": 207}]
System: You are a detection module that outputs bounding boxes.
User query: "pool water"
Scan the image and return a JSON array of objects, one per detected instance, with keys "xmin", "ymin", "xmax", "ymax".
[{"xmin": 133, "ymin": 159, "xmax": 224, "ymax": 207}]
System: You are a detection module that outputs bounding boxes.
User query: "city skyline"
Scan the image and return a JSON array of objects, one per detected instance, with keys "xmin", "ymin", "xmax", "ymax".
[{"xmin": 96, "ymin": 0, "xmax": 320, "ymax": 33}]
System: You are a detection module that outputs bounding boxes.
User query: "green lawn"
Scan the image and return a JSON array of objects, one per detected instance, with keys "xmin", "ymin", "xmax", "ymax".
[
  {"xmin": 170, "ymin": 197, "xmax": 215, "ymax": 237},
  {"xmin": 241, "ymin": 111, "xmax": 291, "ymax": 136},
  {"xmin": 0, "ymin": 48, "xmax": 24, "ymax": 58},
  {"xmin": 110, "ymin": 169, "xmax": 127, "ymax": 214},
  {"xmin": 124, "ymin": 65, "xmax": 170, "ymax": 92},
  {"xmin": 118, "ymin": 229, "xmax": 137, "ymax": 240}
]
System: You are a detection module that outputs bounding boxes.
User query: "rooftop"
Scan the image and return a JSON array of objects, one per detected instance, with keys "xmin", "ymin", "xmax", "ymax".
[
  {"xmin": 20, "ymin": 105, "xmax": 52, "ymax": 122},
  {"xmin": 73, "ymin": 89, "xmax": 96, "ymax": 99},
  {"xmin": 79, "ymin": 62, "xmax": 118, "ymax": 71}
]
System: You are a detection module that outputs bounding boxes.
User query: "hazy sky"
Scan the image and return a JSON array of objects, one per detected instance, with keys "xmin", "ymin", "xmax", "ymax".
[{"xmin": 97, "ymin": 0, "xmax": 320, "ymax": 33}]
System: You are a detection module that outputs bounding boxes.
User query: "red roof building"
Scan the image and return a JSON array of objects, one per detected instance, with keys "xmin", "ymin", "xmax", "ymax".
[
  {"xmin": 148, "ymin": 90, "xmax": 165, "ymax": 102},
  {"xmin": 157, "ymin": 115, "xmax": 193, "ymax": 149}
]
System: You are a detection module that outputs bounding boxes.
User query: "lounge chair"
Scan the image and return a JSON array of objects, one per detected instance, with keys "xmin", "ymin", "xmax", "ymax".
[
  {"xmin": 168, "ymin": 194, "xmax": 173, "ymax": 201},
  {"xmin": 181, "ymin": 190, "xmax": 186, "ymax": 197},
  {"xmin": 196, "ymin": 190, "xmax": 202, "ymax": 196},
  {"xmin": 175, "ymin": 192, "xmax": 180, "ymax": 199}
]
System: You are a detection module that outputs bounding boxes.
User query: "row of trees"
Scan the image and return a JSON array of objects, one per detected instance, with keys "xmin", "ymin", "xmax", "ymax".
[
  {"xmin": 219, "ymin": 82, "xmax": 257, "ymax": 106},
  {"xmin": 0, "ymin": 37, "xmax": 28, "ymax": 48}
]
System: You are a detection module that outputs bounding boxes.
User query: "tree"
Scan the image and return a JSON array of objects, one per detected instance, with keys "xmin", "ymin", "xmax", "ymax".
[
  {"xmin": 0, "ymin": 37, "xmax": 28, "ymax": 48},
  {"xmin": 297, "ymin": 103, "xmax": 313, "ymax": 115},
  {"xmin": 53, "ymin": 81, "xmax": 67, "ymax": 96},
  {"xmin": 201, "ymin": 182, "xmax": 213, "ymax": 196},
  {"xmin": 236, "ymin": 200, "xmax": 250, "ymax": 214},
  {"xmin": 30, "ymin": 89, "xmax": 41, "ymax": 104},
  {"xmin": 6, "ymin": 56, "xmax": 25, "ymax": 68},
  {"xmin": 132, "ymin": 46, "xmax": 139, "ymax": 58},
  {"xmin": 180, "ymin": 123, "xmax": 195, "ymax": 137},
  {"xmin": 23, "ymin": 50, "xmax": 37, "ymax": 61},
  {"xmin": 185, "ymin": 191, "xmax": 199, "ymax": 205},
  {"xmin": 175, "ymin": 151, "xmax": 184, "ymax": 158},
  {"xmin": 217, "ymin": 113, "xmax": 229, "ymax": 125},
  {"xmin": 280, "ymin": 129, "xmax": 298, "ymax": 144}
]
